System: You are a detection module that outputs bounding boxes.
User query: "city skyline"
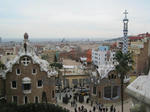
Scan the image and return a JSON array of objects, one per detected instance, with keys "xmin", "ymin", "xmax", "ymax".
[{"xmin": 0, "ymin": 0, "xmax": 150, "ymax": 39}]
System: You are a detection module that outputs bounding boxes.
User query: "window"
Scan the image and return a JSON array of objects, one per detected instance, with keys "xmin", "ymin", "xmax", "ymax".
[
  {"xmin": 93, "ymin": 86, "xmax": 96, "ymax": 95},
  {"xmin": 23, "ymin": 84, "xmax": 31, "ymax": 90},
  {"xmin": 11, "ymin": 81, "xmax": 17, "ymax": 89},
  {"xmin": 32, "ymin": 69, "xmax": 37, "ymax": 74},
  {"xmin": 12, "ymin": 96, "xmax": 18, "ymax": 104},
  {"xmin": 37, "ymin": 80, "xmax": 43, "ymax": 88},
  {"xmin": 42, "ymin": 91, "xmax": 47, "ymax": 103},
  {"xmin": 21, "ymin": 57, "xmax": 31, "ymax": 66},
  {"xmin": 112, "ymin": 86, "xmax": 118, "ymax": 98},
  {"xmin": 104, "ymin": 86, "xmax": 119, "ymax": 100},
  {"xmin": 24, "ymin": 96, "xmax": 28, "ymax": 104},
  {"xmin": 16, "ymin": 69, "xmax": 21, "ymax": 75},
  {"xmin": 72, "ymin": 79, "xmax": 78, "ymax": 86},
  {"xmin": 35, "ymin": 96, "xmax": 39, "ymax": 103},
  {"xmin": 104, "ymin": 86, "xmax": 111, "ymax": 98},
  {"xmin": 52, "ymin": 90, "xmax": 55, "ymax": 98},
  {"xmin": 111, "ymin": 74, "xmax": 114, "ymax": 79}
]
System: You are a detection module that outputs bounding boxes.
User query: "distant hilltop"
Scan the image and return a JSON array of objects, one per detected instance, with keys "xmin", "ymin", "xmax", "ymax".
[
  {"xmin": 1, "ymin": 37, "xmax": 109, "ymax": 42},
  {"xmin": 105, "ymin": 37, "xmax": 123, "ymax": 42}
]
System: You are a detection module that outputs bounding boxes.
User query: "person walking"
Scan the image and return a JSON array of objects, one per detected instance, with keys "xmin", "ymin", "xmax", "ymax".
[
  {"xmin": 78, "ymin": 107, "xmax": 81, "ymax": 112},
  {"xmin": 74, "ymin": 108, "xmax": 77, "ymax": 112},
  {"xmin": 93, "ymin": 106, "xmax": 96, "ymax": 112},
  {"xmin": 106, "ymin": 107, "xmax": 108, "ymax": 112},
  {"xmin": 110, "ymin": 105, "xmax": 114, "ymax": 112},
  {"xmin": 114, "ymin": 107, "xmax": 116, "ymax": 112}
]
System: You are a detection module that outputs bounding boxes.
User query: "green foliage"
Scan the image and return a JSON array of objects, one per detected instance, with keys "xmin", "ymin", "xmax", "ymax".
[
  {"xmin": 0, "ymin": 103, "xmax": 69, "ymax": 112},
  {"xmin": 130, "ymin": 104, "xmax": 146, "ymax": 112},
  {"xmin": 114, "ymin": 50, "xmax": 134, "ymax": 76},
  {"xmin": 0, "ymin": 61, "xmax": 5, "ymax": 70},
  {"xmin": 41, "ymin": 55, "xmax": 49, "ymax": 60},
  {"xmin": 50, "ymin": 63, "xmax": 63, "ymax": 69}
]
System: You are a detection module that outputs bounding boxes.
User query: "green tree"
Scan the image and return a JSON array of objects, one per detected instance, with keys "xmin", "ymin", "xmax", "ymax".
[
  {"xmin": 50, "ymin": 63, "xmax": 63, "ymax": 69},
  {"xmin": 41, "ymin": 55, "xmax": 49, "ymax": 60},
  {"xmin": 114, "ymin": 50, "xmax": 134, "ymax": 112}
]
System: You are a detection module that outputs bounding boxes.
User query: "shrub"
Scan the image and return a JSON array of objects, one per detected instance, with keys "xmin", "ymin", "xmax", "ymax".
[{"xmin": 0, "ymin": 103, "xmax": 69, "ymax": 112}]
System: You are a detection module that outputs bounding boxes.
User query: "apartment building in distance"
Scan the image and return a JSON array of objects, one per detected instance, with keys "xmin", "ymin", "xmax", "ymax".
[
  {"xmin": 92, "ymin": 46, "xmax": 116, "ymax": 67},
  {"xmin": 128, "ymin": 32, "xmax": 150, "ymax": 75}
]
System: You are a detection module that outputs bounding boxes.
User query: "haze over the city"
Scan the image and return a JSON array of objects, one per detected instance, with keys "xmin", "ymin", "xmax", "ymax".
[{"xmin": 0, "ymin": 0, "xmax": 150, "ymax": 39}]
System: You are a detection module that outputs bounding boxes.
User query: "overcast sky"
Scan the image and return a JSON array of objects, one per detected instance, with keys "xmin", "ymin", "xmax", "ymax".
[{"xmin": 0, "ymin": 0, "xmax": 150, "ymax": 39}]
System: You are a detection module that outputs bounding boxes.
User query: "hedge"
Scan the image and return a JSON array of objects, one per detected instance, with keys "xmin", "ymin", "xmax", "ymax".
[{"xmin": 0, "ymin": 103, "xmax": 69, "ymax": 112}]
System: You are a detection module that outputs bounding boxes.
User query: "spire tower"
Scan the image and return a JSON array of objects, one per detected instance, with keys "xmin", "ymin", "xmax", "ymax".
[{"xmin": 122, "ymin": 10, "xmax": 129, "ymax": 54}]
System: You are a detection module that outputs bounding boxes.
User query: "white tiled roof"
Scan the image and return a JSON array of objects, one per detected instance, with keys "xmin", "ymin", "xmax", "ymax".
[
  {"xmin": 96, "ymin": 64, "xmax": 114, "ymax": 79},
  {"xmin": 2, "ymin": 40, "xmax": 58, "ymax": 78}
]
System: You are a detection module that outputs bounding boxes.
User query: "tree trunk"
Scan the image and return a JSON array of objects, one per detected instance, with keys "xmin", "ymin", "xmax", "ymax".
[{"xmin": 121, "ymin": 74, "xmax": 124, "ymax": 112}]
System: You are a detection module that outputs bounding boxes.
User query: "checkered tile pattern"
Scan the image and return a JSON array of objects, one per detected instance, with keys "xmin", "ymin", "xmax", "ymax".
[
  {"xmin": 122, "ymin": 10, "xmax": 129, "ymax": 54},
  {"xmin": 122, "ymin": 34, "xmax": 128, "ymax": 54}
]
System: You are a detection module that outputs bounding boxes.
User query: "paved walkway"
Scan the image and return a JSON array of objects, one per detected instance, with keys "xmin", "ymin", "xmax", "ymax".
[{"xmin": 58, "ymin": 98, "xmax": 132, "ymax": 112}]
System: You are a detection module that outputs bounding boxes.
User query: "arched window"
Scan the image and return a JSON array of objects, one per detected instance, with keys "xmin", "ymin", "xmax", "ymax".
[
  {"xmin": 35, "ymin": 96, "xmax": 39, "ymax": 103},
  {"xmin": 22, "ymin": 77, "xmax": 31, "ymax": 94},
  {"xmin": 111, "ymin": 74, "xmax": 114, "ymax": 79},
  {"xmin": 104, "ymin": 86, "xmax": 119, "ymax": 100},
  {"xmin": 42, "ymin": 91, "xmax": 47, "ymax": 103},
  {"xmin": 24, "ymin": 96, "xmax": 28, "ymax": 104},
  {"xmin": 109, "ymin": 73, "xmax": 117, "ymax": 79}
]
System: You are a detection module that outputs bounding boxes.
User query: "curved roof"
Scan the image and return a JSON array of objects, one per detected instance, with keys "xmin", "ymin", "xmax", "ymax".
[
  {"xmin": 1, "ymin": 37, "xmax": 58, "ymax": 78},
  {"xmin": 96, "ymin": 64, "xmax": 115, "ymax": 79}
]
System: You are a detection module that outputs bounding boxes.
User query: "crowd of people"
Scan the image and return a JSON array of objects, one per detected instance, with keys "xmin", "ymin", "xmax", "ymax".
[
  {"xmin": 58, "ymin": 88, "xmax": 119, "ymax": 112},
  {"xmin": 74, "ymin": 103, "xmax": 118, "ymax": 112}
]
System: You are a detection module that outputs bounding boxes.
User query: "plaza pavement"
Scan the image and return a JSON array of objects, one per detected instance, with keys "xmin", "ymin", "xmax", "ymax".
[{"xmin": 56, "ymin": 93, "xmax": 132, "ymax": 112}]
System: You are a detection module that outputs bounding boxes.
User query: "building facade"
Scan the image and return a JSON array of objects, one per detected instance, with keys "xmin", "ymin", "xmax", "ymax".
[
  {"xmin": 128, "ymin": 35, "xmax": 150, "ymax": 75},
  {"xmin": 0, "ymin": 33, "xmax": 57, "ymax": 104},
  {"xmin": 90, "ymin": 65, "xmax": 130, "ymax": 104},
  {"xmin": 60, "ymin": 65, "xmax": 89, "ymax": 89},
  {"xmin": 92, "ymin": 46, "xmax": 116, "ymax": 67},
  {"xmin": 86, "ymin": 49, "xmax": 92, "ymax": 64}
]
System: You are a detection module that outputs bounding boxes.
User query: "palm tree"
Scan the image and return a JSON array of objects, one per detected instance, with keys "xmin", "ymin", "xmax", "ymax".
[{"xmin": 114, "ymin": 50, "xmax": 134, "ymax": 112}]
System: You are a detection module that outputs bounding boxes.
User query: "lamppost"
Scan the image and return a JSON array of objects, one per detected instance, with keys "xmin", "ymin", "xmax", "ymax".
[{"xmin": 58, "ymin": 79, "xmax": 62, "ymax": 100}]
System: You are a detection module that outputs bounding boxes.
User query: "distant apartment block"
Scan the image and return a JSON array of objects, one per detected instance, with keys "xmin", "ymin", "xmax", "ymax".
[
  {"xmin": 92, "ymin": 46, "xmax": 116, "ymax": 66},
  {"xmin": 128, "ymin": 32, "xmax": 150, "ymax": 75}
]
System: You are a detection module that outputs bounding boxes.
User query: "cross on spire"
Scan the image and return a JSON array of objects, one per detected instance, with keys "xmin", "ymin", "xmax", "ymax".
[{"xmin": 123, "ymin": 10, "xmax": 128, "ymax": 19}]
